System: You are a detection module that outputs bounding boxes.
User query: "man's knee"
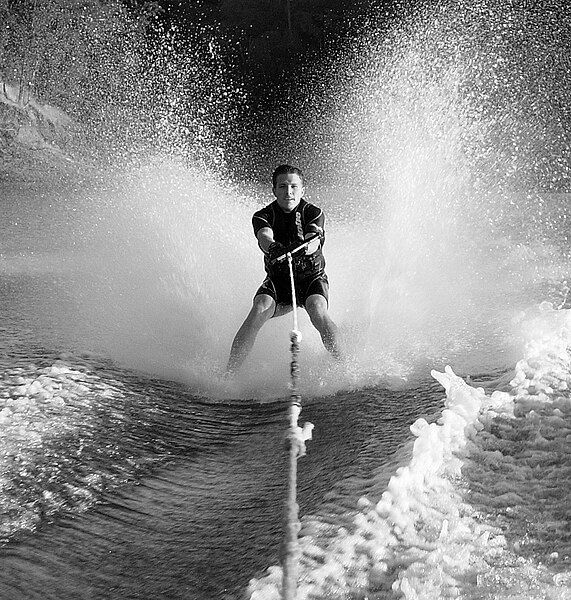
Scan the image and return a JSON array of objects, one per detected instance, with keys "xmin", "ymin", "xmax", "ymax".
[
  {"xmin": 250, "ymin": 294, "xmax": 276, "ymax": 321},
  {"xmin": 305, "ymin": 294, "xmax": 328, "ymax": 321}
]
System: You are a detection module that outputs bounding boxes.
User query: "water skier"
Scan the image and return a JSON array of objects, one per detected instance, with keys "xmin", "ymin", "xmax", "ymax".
[{"xmin": 226, "ymin": 164, "xmax": 341, "ymax": 374}]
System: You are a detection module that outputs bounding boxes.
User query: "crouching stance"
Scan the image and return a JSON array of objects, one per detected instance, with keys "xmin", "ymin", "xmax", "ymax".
[{"xmin": 226, "ymin": 164, "xmax": 341, "ymax": 375}]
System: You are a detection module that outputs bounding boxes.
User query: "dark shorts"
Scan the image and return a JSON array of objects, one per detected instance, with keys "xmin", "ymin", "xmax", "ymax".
[{"xmin": 255, "ymin": 273, "xmax": 329, "ymax": 308}]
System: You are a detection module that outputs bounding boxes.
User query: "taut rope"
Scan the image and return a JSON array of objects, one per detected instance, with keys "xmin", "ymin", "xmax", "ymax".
[{"xmin": 281, "ymin": 251, "xmax": 313, "ymax": 600}]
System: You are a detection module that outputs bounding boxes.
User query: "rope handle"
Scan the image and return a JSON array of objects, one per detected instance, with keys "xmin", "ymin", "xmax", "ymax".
[{"xmin": 270, "ymin": 233, "xmax": 321, "ymax": 264}]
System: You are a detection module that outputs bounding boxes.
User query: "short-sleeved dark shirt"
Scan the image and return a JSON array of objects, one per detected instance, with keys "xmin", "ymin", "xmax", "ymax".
[{"xmin": 252, "ymin": 199, "xmax": 326, "ymax": 279}]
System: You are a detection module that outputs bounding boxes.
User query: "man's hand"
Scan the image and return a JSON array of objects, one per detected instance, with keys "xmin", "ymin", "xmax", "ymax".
[
  {"xmin": 267, "ymin": 242, "xmax": 287, "ymax": 261},
  {"xmin": 305, "ymin": 236, "xmax": 321, "ymax": 255},
  {"xmin": 304, "ymin": 225, "xmax": 323, "ymax": 255}
]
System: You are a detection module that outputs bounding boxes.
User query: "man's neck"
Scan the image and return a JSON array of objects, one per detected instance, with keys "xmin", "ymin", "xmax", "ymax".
[{"xmin": 275, "ymin": 198, "xmax": 303, "ymax": 213}]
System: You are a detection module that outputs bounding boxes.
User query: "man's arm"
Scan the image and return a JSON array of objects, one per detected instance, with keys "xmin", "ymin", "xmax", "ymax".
[
  {"xmin": 258, "ymin": 227, "xmax": 315, "ymax": 261},
  {"xmin": 304, "ymin": 207, "xmax": 324, "ymax": 254},
  {"xmin": 256, "ymin": 227, "xmax": 275, "ymax": 253},
  {"xmin": 303, "ymin": 205, "xmax": 325, "ymax": 253}
]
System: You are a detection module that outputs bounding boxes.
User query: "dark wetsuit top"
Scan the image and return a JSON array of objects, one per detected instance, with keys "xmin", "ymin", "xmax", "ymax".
[{"xmin": 252, "ymin": 199, "xmax": 329, "ymax": 307}]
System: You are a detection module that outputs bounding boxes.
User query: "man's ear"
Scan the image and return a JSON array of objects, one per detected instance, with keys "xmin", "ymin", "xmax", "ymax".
[{"xmin": 272, "ymin": 186, "xmax": 277, "ymax": 197}]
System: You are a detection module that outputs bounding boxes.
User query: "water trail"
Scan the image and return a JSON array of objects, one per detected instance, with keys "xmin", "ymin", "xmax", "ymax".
[{"xmin": 248, "ymin": 304, "xmax": 571, "ymax": 599}]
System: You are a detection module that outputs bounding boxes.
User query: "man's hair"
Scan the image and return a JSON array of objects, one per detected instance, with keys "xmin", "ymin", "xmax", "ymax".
[{"xmin": 272, "ymin": 164, "xmax": 304, "ymax": 188}]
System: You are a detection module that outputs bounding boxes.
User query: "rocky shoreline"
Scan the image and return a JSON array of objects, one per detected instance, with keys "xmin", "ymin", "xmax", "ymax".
[{"xmin": 0, "ymin": 81, "xmax": 92, "ymax": 186}]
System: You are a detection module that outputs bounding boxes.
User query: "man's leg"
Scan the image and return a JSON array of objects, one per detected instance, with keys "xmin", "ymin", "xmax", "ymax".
[
  {"xmin": 305, "ymin": 294, "xmax": 341, "ymax": 358},
  {"xmin": 226, "ymin": 294, "xmax": 276, "ymax": 375}
]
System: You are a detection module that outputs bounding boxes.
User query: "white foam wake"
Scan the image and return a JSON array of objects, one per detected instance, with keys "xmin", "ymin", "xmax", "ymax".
[
  {"xmin": 0, "ymin": 359, "xmax": 129, "ymax": 539},
  {"xmin": 247, "ymin": 303, "xmax": 571, "ymax": 599}
]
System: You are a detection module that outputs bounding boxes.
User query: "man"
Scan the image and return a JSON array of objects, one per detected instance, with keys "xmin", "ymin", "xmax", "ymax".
[{"xmin": 226, "ymin": 164, "xmax": 340, "ymax": 374}]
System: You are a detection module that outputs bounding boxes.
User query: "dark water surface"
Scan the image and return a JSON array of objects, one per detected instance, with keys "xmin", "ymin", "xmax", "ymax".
[{"xmin": 0, "ymin": 326, "xmax": 443, "ymax": 599}]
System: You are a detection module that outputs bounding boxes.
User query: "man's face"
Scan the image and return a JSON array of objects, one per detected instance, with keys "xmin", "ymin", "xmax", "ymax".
[{"xmin": 273, "ymin": 173, "xmax": 304, "ymax": 213}]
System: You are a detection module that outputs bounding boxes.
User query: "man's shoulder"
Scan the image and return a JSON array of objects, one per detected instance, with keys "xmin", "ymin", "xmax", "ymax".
[
  {"xmin": 300, "ymin": 198, "xmax": 323, "ymax": 214},
  {"xmin": 253, "ymin": 200, "xmax": 277, "ymax": 218},
  {"xmin": 300, "ymin": 199, "xmax": 324, "ymax": 224},
  {"xmin": 252, "ymin": 200, "xmax": 277, "ymax": 233}
]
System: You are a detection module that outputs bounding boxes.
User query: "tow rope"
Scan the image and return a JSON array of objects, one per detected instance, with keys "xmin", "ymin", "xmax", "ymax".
[{"xmin": 276, "ymin": 242, "xmax": 315, "ymax": 600}]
